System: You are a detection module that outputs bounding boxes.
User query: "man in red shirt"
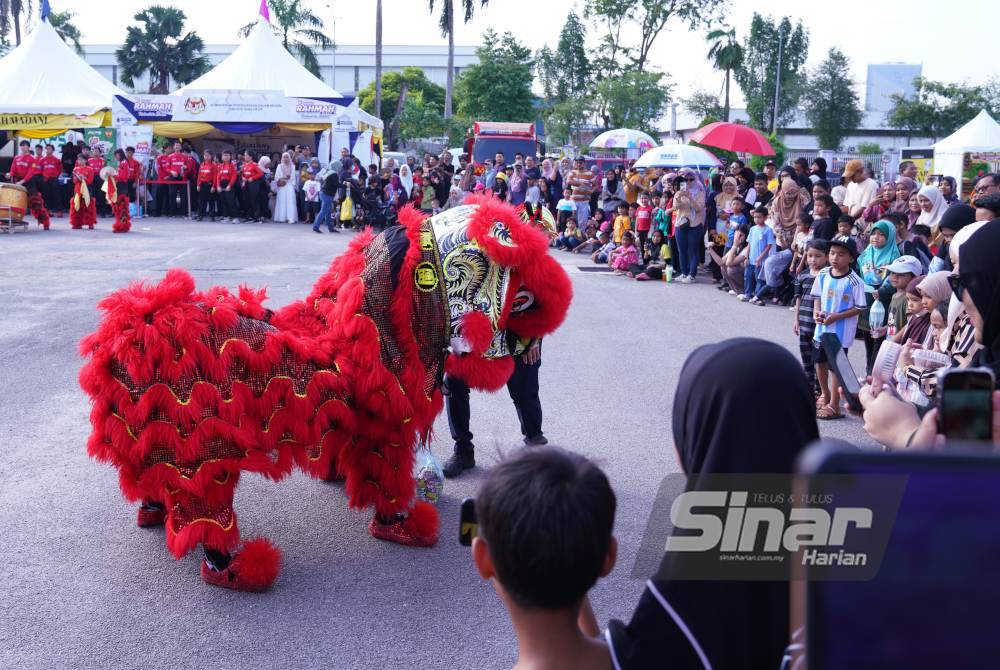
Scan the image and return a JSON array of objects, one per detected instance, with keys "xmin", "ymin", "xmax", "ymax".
[
  {"xmin": 168, "ymin": 141, "xmax": 191, "ymax": 217},
  {"xmin": 38, "ymin": 144, "xmax": 63, "ymax": 216},
  {"xmin": 195, "ymin": 149, "xmax": 218, "ymax": 221},
  {"xmin": 70, "ymin": 155, "xmax": 97, "ymax": 229},
  {"xmin": 124, "ymin": 146, "xmax": 142, "ymax": 202},
  {"xmin": 153, "ymin": 142, "xmax": 173, "ymax": 217},
  {"xmin": 239, "ymin": 150, "xmax": 265, "ymax": 222},
  {"xmin": 7, "ymin": 140, "xmax": 41, "ymax": 195},
  {"xmin": 214, "ymin": 150, "xmax": 240, "ymax": 223}
]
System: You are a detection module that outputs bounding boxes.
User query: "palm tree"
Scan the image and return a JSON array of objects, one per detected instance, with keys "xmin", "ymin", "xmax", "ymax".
[
  {"xmin": 239, "ymin": 0, "xmax": 331, "ymax": 79},
  {"xmin": 375, "ymin": 0, "xmax": 382, "ymax": 112},
  {"xmin": 428, "ymin": 0, "xmax": 489, "ymax": 118},
  {"xmin": 706, "ymin": 27, "xmax": 743, "ymax": 122},
  {"xmin": 48, "ymin": 10, "xmax": 83, "ymax": 55},
  {"xmin": 0, "ymin": 0, "xmax": 33, "ymax": 46},
  {"xmin": 117, "ymin": 6, "xmax": 210, "ymax": 94}
]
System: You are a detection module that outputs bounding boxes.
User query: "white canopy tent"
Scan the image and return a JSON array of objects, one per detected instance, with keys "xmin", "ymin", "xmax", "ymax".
[
  {"xmin": 0, "ymin": 19, "xmax": 124, "ymax": 123},
  {"xmin": 175, "ymin": 19, "xmax": 344, "ymax": 99},
  {"xmin": 933, "ymin": 110, "xmax": 1000, "ymax": 186}
]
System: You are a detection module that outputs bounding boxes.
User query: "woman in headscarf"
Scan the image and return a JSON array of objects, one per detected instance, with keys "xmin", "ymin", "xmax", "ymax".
[
  {"xmin": 916, "ymin": 184, "xmax": 946, "ymax": 231},
  {"xmin": 607, "ymin": 338, "xmax": 819, "ymax": 670},
  {"xmin": 959, "ymin": 220, "xmax": 1000, "ymax": 374},
  {"xmin": 257, "ymin": 155, "xmax": 274, "ymax": 219},
  {"xmin": 736, "ymin": 167, "xmax": 757, "ymax": 204},
  {"xmin": 929, "ymin": 203, "xmax": 976, "ymax": 272},
  {"xmin": 383, "ymin": 172, "xmax": 407, "ymax": 219},
  {"xmin": 398, "ymin": 163, "xmax": 414, "ymax": 197},
  {"xmin": 271, "ymin": 152, "xmax": 298, "ymax": 223},
  {"xmin": 892, "ymin": 177, "xmax": 919, "ymax": 226},
  {"xmin": 862, "ymin": 181, "xmax": 896, "ymax": 225},
  {"xmin": 893, "ymin": 276, "xmax": 932, "ymax": 346},
  {"xmin": 601, "ymin": 169, "xmax": 625, "ymax": 218},
  {"xmin": 939, "ymin": 176, "xmax": 960, "ymax": 205},
  {"xmin": 672, "ymin": 167, "xmax": 707, "ymax": 282},
  {"xmin": 541, "ymin": 158, "xmax": 563, "ymax": 205},
  {"xmin": 856, "ymin": 219, "xmax": 901, "ymax": 373}
]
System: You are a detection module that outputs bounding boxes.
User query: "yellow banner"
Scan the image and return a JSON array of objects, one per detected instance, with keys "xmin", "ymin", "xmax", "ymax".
[{"xmin": 0, "ymin": 111, "xmax": 107, "ymax": 130}]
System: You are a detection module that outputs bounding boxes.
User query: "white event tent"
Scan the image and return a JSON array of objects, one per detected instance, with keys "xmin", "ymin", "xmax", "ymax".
[
  {"xmin": 113, "ymin": 18, "xmax": 382, "ymax": 163},
  {"xmin": 933, "ymin": 110, "xmax": 1000, "ymax": 188},
  {"xmin": 0, "ymin": 18, "xmax": 125, "ymax": 134}
]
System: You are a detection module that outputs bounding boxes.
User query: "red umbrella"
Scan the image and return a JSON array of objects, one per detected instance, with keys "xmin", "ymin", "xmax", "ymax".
[{"xmin": 688, "ymin": 122, "xmax": 775, "ymax": 156}]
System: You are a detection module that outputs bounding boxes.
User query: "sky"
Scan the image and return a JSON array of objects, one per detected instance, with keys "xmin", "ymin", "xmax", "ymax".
[{"xmin": 38, "ymin": 0, "xmax": 1000, "ymax": 105}]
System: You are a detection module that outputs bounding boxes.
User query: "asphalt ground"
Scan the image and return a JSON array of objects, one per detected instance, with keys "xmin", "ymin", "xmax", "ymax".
[{"xmin": 0, "ymin": 217, "xmax": 873, "ymax": 670}]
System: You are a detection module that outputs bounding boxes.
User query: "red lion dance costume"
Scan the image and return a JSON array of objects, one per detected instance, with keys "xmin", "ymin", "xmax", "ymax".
[
  {"xmin": 80, "ymin": 197, "xmax": 572, "ymax": 591},
  {"xmin": 70, "ymin": 163, "xmax": 97, "ymax": 229},
  {"xmin": 102, "ymin": 165, "xmax": 132, "ymax": 233}
]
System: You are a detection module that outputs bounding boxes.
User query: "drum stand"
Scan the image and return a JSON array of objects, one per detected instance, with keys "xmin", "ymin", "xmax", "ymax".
[{"xmin": 0, "ymin": 205, "xmax": 28, "ymax": 234}]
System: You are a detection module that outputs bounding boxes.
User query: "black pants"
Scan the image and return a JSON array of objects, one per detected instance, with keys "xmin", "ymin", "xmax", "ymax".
[
  {"xmin": 637, "ymin": 229, "xmax": 649, "ymax": 258},
  {"xmin": 799, "ymin": 329, "xmax": 819, "ymax": 395},
  {"xmin": 444, "ymin": 352, "xmax": 543, "ymax": 456},
  {"xmin": 24, "ymin": 174, "xmax": 42, "ymax": 196},
  {"xmin": 864, "ymin": 332, "xmax": 882, "ymax": 377},
  {"xmin": 218, "ymin": 188, "xmax": 238, "ymax": 219},
  {"xmin": 169, "ymin": 182, "xmax": 188, "ymax": 216},
  {"xmin": 197, "ymin": 183, "xmax": 216, "ymax": 218},
  {"xmin": 154, "ymin": 183, "xmax": 171, "ymax": 217},
  {"xmin": 40, "ymin": 177, "xmax": 58, "ymax": 209},
  {"xmin": 243, "ymin": 180, "xmax": 263, "ymax": 219}
]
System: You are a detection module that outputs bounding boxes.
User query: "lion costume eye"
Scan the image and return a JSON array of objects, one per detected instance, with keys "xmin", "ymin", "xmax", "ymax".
[{"xmin": 510, "ymin": 288, "xmax": 535, "ymax": 313}]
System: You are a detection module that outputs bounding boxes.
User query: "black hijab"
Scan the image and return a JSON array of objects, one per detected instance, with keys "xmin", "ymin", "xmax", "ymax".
[
  {"xmin": 936, "ymin": 204, "xmax": 976, "ymax": 263},
  {"xmin": 960, "ymin": 219, "xmax": 1000, "ymax": 369},
  {"xmin": 609, "ymin": 339, "xmax": 819, "ymax": 670}
]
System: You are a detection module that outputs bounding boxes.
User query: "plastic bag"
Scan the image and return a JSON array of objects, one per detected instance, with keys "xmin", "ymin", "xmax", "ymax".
[{"xmin": 413, "ymin": 438, "xmax": 444, "ymax": 504}]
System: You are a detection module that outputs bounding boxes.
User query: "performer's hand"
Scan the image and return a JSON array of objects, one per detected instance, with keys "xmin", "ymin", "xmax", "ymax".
[{"xmin": 522, "ymin": 345, "xmax": 540, "ymax": 365}]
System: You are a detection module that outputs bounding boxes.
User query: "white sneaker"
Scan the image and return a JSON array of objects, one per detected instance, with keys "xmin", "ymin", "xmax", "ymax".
[
  {"xmin": 680, "ymin": 275, "xmax": 693, "ymax": 284},
  {"xmin": 728, "ymin": 289, "xmax": 737, "ymax": 295},
  {"xmin": 737, "ymin": 294, "xmax": 747, "ymax": 301}
]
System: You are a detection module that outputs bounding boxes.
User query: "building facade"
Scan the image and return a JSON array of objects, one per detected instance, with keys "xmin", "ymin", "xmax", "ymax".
[{"xmin": 81, "ymin": 42, "xmax": 478, "ymax": 95}]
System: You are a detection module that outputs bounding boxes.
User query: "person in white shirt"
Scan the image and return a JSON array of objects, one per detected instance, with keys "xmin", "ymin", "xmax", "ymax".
[{"xmin": 842, "ymin": 159, "xmax": 878, "ymax": 218}]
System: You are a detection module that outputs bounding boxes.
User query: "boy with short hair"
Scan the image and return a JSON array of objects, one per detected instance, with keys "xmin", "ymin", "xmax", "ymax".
[
  {"xmin": 811, "ymin": 236, "xmax": 867, "ymax": 420},
  {"xmin": 592, "ymin": 231, "xmax": 616, "ymax": 264},
  {"xmin": 472, "ymin": 447, "xmax": 617, "ymax": 670},
  {"xmin": 794, "ymin": 239, "xmax": 830, "ymax": 398},
  {"xmin": 612, "ymin": 202, "xmax": 631, "ymax": 244},
  {"xmin": 882, "ymin": 256, "xmax": 923, "ymax": 340},
  {"xmin": 835, "ymin": 215, "xmax": 857, "ymax": 246},
  {"xmin": 811, "ymin": 194, "xmax": 836, "ymax": 241},
  {"xmin": 740, "ymin": 206, "xmax": 774, "ymax": 301}
]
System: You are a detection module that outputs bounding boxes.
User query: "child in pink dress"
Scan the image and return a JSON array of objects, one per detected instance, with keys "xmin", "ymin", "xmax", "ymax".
[{"xmin": 610, "ymin": 231, "xmax": 639, "ymax": 274}]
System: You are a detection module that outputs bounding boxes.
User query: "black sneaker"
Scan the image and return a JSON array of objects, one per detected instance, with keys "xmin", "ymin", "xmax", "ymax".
[
  {"xmin": 442, "ymin": 452, "xmax": 475, "ymax": 479},
  {"xmin": 524, "ymin": 434, "xmax": 548, "ymax": 446},
  {"xmin": 313, "ymin": 228, "xmax": 323, "ymax": 233}
]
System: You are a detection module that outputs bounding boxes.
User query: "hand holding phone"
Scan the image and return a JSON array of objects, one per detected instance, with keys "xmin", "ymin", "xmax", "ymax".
[{"xmin": 937, "ymin": 368, "xmax": 996, "ymax": 442}]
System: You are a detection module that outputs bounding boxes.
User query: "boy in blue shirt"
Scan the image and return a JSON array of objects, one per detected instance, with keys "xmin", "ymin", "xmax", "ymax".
[
  {"xmin": 811, "ymin": 236, "xmax": 867, "ymax": 420},
  {"xmin": 739, "ymin": 206, "xmax": 774, "ymax": 301}
]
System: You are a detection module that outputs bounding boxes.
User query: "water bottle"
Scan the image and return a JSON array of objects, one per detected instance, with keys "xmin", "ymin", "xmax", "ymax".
[
  {"xmin": 869, "ymin": 299, "xmax": 886, "ymax": 332},
  {"xmin": 665, "ymin": 266, "xmax": 673, "ymax": 283}
]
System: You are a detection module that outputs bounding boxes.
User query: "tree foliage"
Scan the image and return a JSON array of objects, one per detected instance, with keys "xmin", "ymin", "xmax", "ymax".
[
  {"xmin": 705, "ymin": 27, "xmax": 742, "ymax": 121},
  {"xmin": 688, "ymin": 115, "xmax": 738, "ymax": 166},
  {"xmin": 239, "ymin": 0, "xmax": 331, "ymax": 78},
  {"xmin": 802, "ymin": 48, "xmax": 862, "ymax": 150},
  {"xmin": 749, "ymin": 132, "xmax": 786, "ymax": 171},
  {"xmin": 358, "ymin": 67, "xmax": 447, "ymax": 148},
  {"xmin": 595, "ymin": 70, "xmax": 673, "ymax": 134},
  {"xmin": 585, "ymin": 0, "xmax": 723, "ymax": 72},
  {"xmin": 887, "ymin": 77, "xmax": 1000, "ymax": 141},
  {"xmin": 536, "ymin": 11, "xmax": 590, "ymax": 103},
  {"xmin": 117, "ymin": 6, "xmax": 210, "ymax": 94},
  {"xmin": 427, "ymin": 0, "xmax": 491, "ymax": 117},
  {"xmin": 682, "ymin": 88, "xmax": 722, "ymax": 121},
  {"xmin": 454, "ymin": 30, "xmax": 535, "ymax": 122},
  {"xmin": 733, "ymin": 14, "xmax": 809, "ymax": 131}
]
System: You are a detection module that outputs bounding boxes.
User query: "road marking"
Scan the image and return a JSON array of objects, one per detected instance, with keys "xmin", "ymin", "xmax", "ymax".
[{"xmin": 160, "ymin": 247, "xmax": 196, "ymax": 268}]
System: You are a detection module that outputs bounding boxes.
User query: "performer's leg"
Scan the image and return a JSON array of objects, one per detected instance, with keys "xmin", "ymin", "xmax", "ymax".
[
  {"xmin": 443, "ymin": 374, "xmax": 475, "ymax": 477},
  {"xmin": 508, "ymin": 353, "xmax": 545, "ymax": 445}
]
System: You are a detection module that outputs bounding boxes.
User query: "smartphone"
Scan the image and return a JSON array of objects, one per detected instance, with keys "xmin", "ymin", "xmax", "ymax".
[
  {"xmin": 937, "ymin": 368, "xmax": 995, "ymax": 442},
  {"xmin": 458, "ymin": 497, "xmax": 478, "ymax": 546},
  {"xmin": 820, "ymin": 332, "xmax": 863, "ymax": 413}
]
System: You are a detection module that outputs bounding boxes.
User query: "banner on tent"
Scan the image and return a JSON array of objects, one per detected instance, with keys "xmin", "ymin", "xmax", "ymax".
[
  {"xmin": 112, "ymin": 92, "xmax": 354, "ymax": 126},
  {"xmin": 116, "ymin": 125, "xmax": 155, "ymax": 169},
  {"xmin": 84, "ymin": 128, "xmax": 117, "ymax": 163},
  {"xmin": 0, "ymin": 111, "xmax": 106, "ymax": 130}
]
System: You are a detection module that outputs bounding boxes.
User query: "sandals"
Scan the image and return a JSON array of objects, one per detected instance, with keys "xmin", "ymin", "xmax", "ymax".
[{"xmin": 816, "ymin": 404, "xmax": 844, "ymax": 420}]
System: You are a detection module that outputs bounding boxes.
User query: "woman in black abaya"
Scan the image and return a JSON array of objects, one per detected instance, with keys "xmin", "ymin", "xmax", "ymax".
[{"xmin": 607, "ymin": 338, "xmax": 820, "ymax": 670}]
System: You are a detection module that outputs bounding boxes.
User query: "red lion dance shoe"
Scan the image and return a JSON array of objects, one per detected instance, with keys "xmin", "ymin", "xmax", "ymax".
[{"xmin": 79, "ymin": 196, "xmax": 572, "ymax": 591}]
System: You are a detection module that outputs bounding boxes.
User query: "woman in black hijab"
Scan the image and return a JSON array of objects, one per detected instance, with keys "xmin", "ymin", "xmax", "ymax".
[
  {"xmin": 960, "ymin": 219, "xmax": 1000, "ymax": 375},
  {"xmin": 934, "ymin": 204, "xmax": 976, "ymax": 272},
  {"xmin": 607, "ymin": 338, "xmax": 820, "ymax": 670}
]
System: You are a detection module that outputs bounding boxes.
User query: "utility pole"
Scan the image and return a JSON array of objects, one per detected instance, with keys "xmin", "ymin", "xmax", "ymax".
[
  {"xmin": 772, "ymin": 22, "xmax": 783, "ymax": 135},
  {"xmin": 374, "ymin": 0, "xmax": 382, "ymax": 113}
]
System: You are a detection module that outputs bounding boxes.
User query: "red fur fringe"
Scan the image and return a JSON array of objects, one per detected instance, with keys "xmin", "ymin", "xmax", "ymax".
[
  {"xmin": 229, "ymin": 537, "xmax": 282, "ymax": 590},
  {"xmin": 445, "ymin": 351, "xmax": 514, "ymax": 392},
  {"xmin": 458, "ymin": 310, "xmax": 493, "ymax": 355},
  {"xmin": 112, "ymin": 196, "xmax": 131, "ymax": 233},
  {"xmin": 28, "ymin": 193, "xmax": 50, "ymax": 230}
]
